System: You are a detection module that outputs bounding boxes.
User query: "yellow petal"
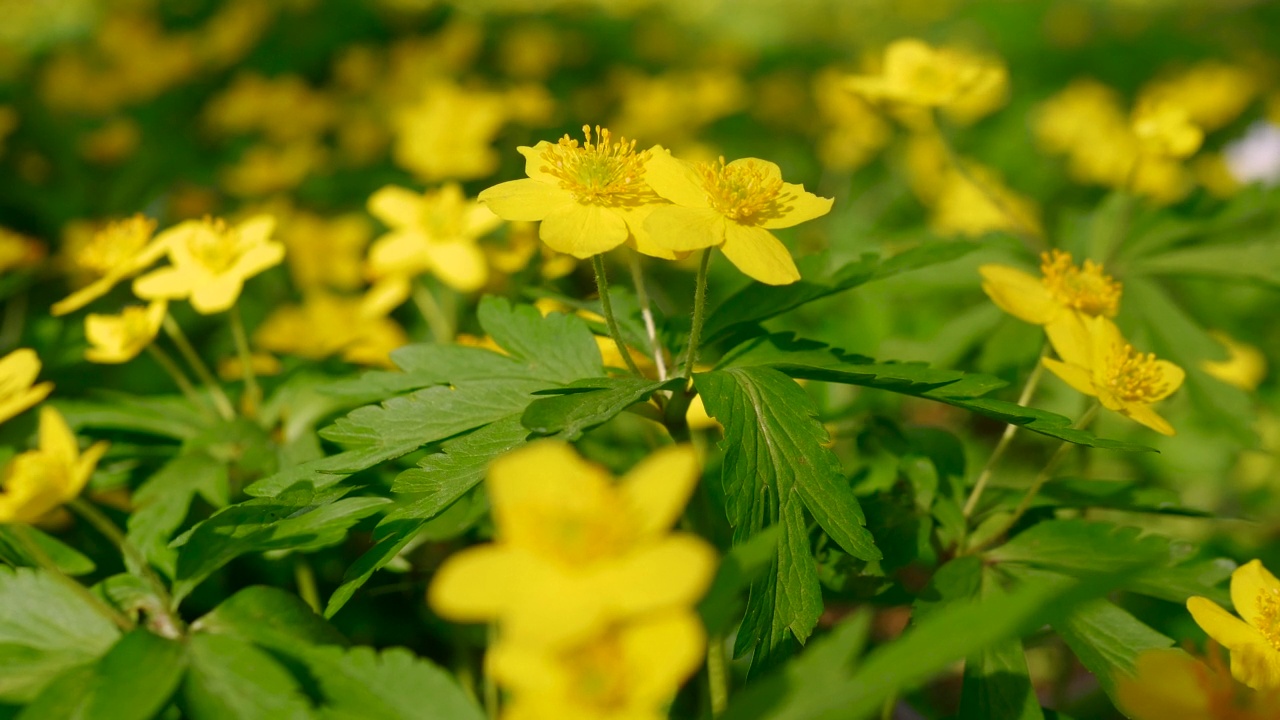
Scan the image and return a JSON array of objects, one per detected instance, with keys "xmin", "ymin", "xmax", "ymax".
[
  {"xmin": 362, "ymin": 276, "xmax": 410, "ymax": 317},
  {"xmin": 719, "ymin": 224, "xmax": 800, "ymax": 285},
  {"xmin": 423, "ymin": 240, "xmax": 489, "ymax": 293},
  {"xmin": 505, "ymin": 566, "xmax": 609, "ymax": 648},
  {"xmin": 619, "ymin": 445, "xmax": 700, "ymax": 539},
  {"xmin": 760, "ymin": 183, "xmax": 833, "ymax": 229},
  {"xmin": 1115, "ymin": 650, "xmax": 1212, "ymax": 719},
  {"xmin": 51, "ymin": 276, "xmax": 119, "ymax": 317},
  {"xmin": 367, "ymin": 231, "xmax": 431, "ymax": 278},
  {"xmin": 1122, "ymin": 403, "xmax": 1175, "ymax": 436},
  {"xmin": 1232, "ymin": 560, "xmax": 1280, "ymax": 635},
  {"xmin": 486, "ymin": 642, "xmax": 570, "ymax": 696},
  {"xmin": 0, "ymin": 349, "xmax": 52, "ymax": 424},
  {"xmin": 478, "ymin": 178, "xmax": 572, "ymax": 222},
  {"xmin": 643, "ymin": 148, "xmax": 709, "ymax": 209},
  {"xmin": 69, "ymin": 441, "xmax": 109, "ymax": 501},
  {"xmin": 229, "ymin": 241, "xmax": 285, "ymax": 280},
  {"xmin": 978, "ymin": 264, "xmax": 1058, "ymax": 325},
  {"xmin": 368, "ymin": 186, "xmax": 424, "ymax": 229},
  {"xmin": 37, "ymin": 406, "xmax": 78, "ymax": 462},
  {"xmin": 643, "ymin": 206, "xmax": 726, "ymax": 253},
  {"xmin": 1041, "ymin": 357, "xmax": 1097, "ymax": 398},
  {"xmin": 132, "ymin": 267, "xmax": 193, "ymax": 301},
  {"xmin": 602, "ymin": 534, "xmax": 718, "ymax": 616},
  {"xmin": 235, "ymin": 214, "xmax": 277, "ymax": 246},
  {"xmin": 1148, "ymin": 360, "xmax": 1185, "ymax": 402},
  {"xmin": 538, "ymin": 202, "xmax": 628, "ymax": 258},
  {"xmin": 517, "ymin": 142, "xmax": 557, "ymax": 183},
  {"xmin": 1044, "ymin": 313, "xmax": 1093, "ymax": 369},
  {"xmin": 428, "ymin": 545, "xmax": 525, "ymax": 622},
  {"xmin": 487, "ymin": 440, "xmax": 614, "ymax": 548},
  {"xmin": 619, "ymin": 610, "xmax": 707, "ymax": 704},
  {"xmin": 189, "ymin": 275, "xmax": 245, "ymax": 314},
  {"xmin": 619, "ymin": 203, "xmax": 679, "ymax": 260}
]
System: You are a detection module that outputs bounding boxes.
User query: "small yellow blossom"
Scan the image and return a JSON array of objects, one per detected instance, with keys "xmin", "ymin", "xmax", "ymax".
[
  {"xmin": 0, "ymin": 349, "xmax": 54, "ymax": 426},
  {"xmin": 1117, "ymin": 648, "xmax": 1280, "ymax": 720},
  {"xmin": 217, "ymin": 352, "xmax": 282, "ymax": 382},
  {"xmin": 643, "ymin": 151, "xmax": 832, "ymax": 285},
  {"xmin": 1132, "ymin": 99, "xmax": 1204, "ymax": 159},
  {"xmin": 84, "ymin": 301, "xmax": 166, "ymax": 364},
  {"xmin": 367, "ymin": 183, "xmax": 498, "ymax": 293},
  {"xmin": 133, "ymin": 215, "xmax": 284, "ymax": 314},
  {"xmin": 1202, "ymin": 331, "xmax": 1267, "ymax": 392},
  {"xmin": 78, "ymin": 117, "xmax": 141, "ymax": 165},
  {"xmin": 220, "ymin": 141, "xmax": 326, "ymax": 198},
  {"xmin": 253, "ymin": 292, "xmax": 408, "ymax": 368},
  {"xmin": 847, "ymin": 39, "xmax": 1007, "ymax": 123},
  {"xmin": 484, "ymin": 221, "xmax": 577, "ymax": 281},
  {"xmin": 1139, "ymin": 62, "xmax": 1257, "ymax": 132},
  {"xmin": 980, "ymin": 250, "xmax": 1122, "ymax": 327},
  {"xmin": 480, "ymin": 126, "xmax": 673, "ymax": 260},
  {"xmin": 812, "ymin": 68, "xmax": 892, "ymax": 172},
  {"xmin": 278, "ymin": 211, "xmax": 372, "ymax": 292},
  {"xmin": 1188, "ymin": 560, "xmax": 1280, "ymax": 690},
  {"xmin": 929, "ymin": 162, "xmax": 1042, "ymax": 239},
  {"xmin": 429, "ymin": 441, "xmax": 717, "ymax": 649},
  {"xmin": 1043, "ymin": 314, "xmax": 1185, "ymax": 435},
  {"xmin": 489, "ymin": 610, "xmax": 706, "ymax": 720},
  {"xmin": 0, "ymin": 227, "xmax": 44, "ymax": 274},
  {"xmin": 0, "ymin": 407, "xmax": 108, "ymax": 524},
  {"xmin": 391, "ymin": 80, "xmax": 507, "ymax": 182},
  {"xmin": 53, "ymin": 215, "xmax": 167, "ymax": 316}
]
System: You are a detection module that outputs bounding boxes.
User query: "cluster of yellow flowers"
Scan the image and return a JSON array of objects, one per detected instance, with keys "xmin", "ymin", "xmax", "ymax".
[{"xmin": 429, "ymin": 441, "xmax": 717, "ymax": 718}]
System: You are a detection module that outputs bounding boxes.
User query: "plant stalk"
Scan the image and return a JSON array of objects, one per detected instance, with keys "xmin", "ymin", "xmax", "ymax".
[
  {"xmin": 162, "ymin": 313, "xmax": 235, "ymax": 420},
  {"xmin": 228, "ymin": 304, "xmax": 260, "ymax": 418},
  {"xmin": 592, "ymin": 254, "xmax": 645, "ymax": 377},
  {"xmin": 963, "ymin": 343, "xmax": 1049, "ymax": 518}
]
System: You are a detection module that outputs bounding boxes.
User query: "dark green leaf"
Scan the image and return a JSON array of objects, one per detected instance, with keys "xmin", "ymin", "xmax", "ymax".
[
  {"xmin": 522, "ymin": 377, "xmax": 680, "ymax": 439},
  {"xmin": 913, "ymin": 555, "xmax": 982, "ymax": 621},
  {"xmin": 0, "ymin": 525, "xmax": 95, "ymax": 576},
  {"xmin": 182, "ymin": 633, "xmax": 315, "ymax": 720},
  {"xmin": 302, "ymin": 645, "xmax": 484, "ymax": 720},
  {"xmin": 699, "ymin": 526, "xmax": 780, "ymax": 635},
  {"xmin": 959, "ymin": 567, "xmax": 1043, "ymax": 720},
  {"xmin": 127, "ymin": 450, "xmax": 228, "ymax": 576},
  {"xmin": 193, "ymin": 586, "xmax": 348, "ymax": 653}
]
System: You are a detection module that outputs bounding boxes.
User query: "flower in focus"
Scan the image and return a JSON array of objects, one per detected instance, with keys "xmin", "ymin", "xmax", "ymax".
[
  {"xmin": 429, "ymin": 441, "xmax": 716, "ymax": 649},
  {"xmin": 84, "ymin": 301, "xmax": 166, "ymax": 364},
  {"xmin": 980, "ymin": 249, "xmax": 1121, "ymax": 328},
  {"xmin": 253, "ymin": 292, "xmax": 408, "ymax": 368},
  {"xmin": 1188, "ymin": 560, "xmax": 1280, "ymax": 690},
  {"xmin": 133, "ymin": 215, "xmax": 283, "ymax": 314},
  {"xmin": 1043, "ymin": 314, "xmax": 1184, "ymax": 435},
  {"xmin": 0, "ymin": 349, "xmax": 54, "ymax": 426},
  {"xmin": 643, "ymin": 151, "xmax": 832, "ymax": 285},
  {"xmin": 846, "ymin": 39, "xmax": 1007, "ymax": 125},
  {"xmin": 53, "ymin": 214, "xmax": 167, "ymax": 316},
  {"xmin": 366, "ymin": 183, "xmax": 498, "ymax": 294},
  {"xmin": 488, "ymin": 609, "xmax": 705, "ymax": 720},
  {"xmin": 479, "ymin": 126, "xmax": 672, "ymax": 259},
  {"xmin": 0, "ymin": 407, "xmax": 108, "ymax": 524},
  {"xmin": 1117, "ymin": 647, "xmax": 1280, "ymax": 720}
]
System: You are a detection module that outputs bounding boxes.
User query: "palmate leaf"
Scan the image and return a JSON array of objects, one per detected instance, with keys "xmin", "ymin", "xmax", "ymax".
[
  {"xmin": 696, "ymin": 366, "xmax": 880, "ymax": 674},
  {"xmin": 301, "ymin": 646, "xmax": 484, "ymax": 720}
]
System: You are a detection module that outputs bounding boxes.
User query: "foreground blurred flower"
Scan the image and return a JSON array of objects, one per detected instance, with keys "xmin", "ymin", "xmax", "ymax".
[
  {"xmin": 1202, "ymin": 331, "xmax": 1267, "ymax": 392},
  {"xmin": 133, "ymin": 215, "xmax": 283, "ymax": 314},
  {"xmin": 1188, "ymin": 560, "xmax": 1280, "ymax": 690},
  {"xmin": 429, "ymin": 441, "xmax": 716, "ymax": 648},
  {"xmin": 479, "ymin": 126, "xmax": 672, "ymax": 259},
  {"xmin": 367, "ymin": 183, "xmax": 498, "ymax": 293},
  {"xmin": 53, "ymin": 214, "xmax": 167, "ymax": 316},
  {"xmin": 0, "ymin": 349, "xmax": 54, "ymax": 425},
  {"xmin": 1117, "ymin": 648, "xmax": 1280, "ymax": 719},
  {"xmin": 489, "ymin": 609, "xmax": 705, "ymax": 720},
  {"xmin": 980, "ymin": 250, "xmax": 1121, "ymax": 328},
  {"xmin": 1043, "ymin": 314, "xmax": 1184, "ymax": 435},
  {"xmin": 84, "ymin": 301, "xmax": 166, "ymax": 364},
  {"xmin": 643, "ymin": 151, "xmax": 831, "ymax": 285},
  {"xmin": 0, "ymin": 407, "xmax": 108, "ymax": 524}
]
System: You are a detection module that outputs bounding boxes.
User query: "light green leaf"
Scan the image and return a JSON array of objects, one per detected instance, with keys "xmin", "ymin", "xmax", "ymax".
[
  {"xmin": 959, "ymin": 567, "xmax": 1043, "ymax": 720},
  {"xmin": 193, "ymin": 586, "xmax": 348, "ymax": 654},
  {"xmin": 127, "ymin": 450, "xmax": 229, "ymax": 577},
  {"xmin": 0, "ymin": 525, "xmax": 95, "ymax": 576},
  {"xmin": 303, "ymin": 645, "xmax": 485, "ymax": 720},
  {"xmin": 55, "ymin": 394, "xmax": 209, "ymax": 441},
  {"xmin": 1128, "ymin": 238, "xmax": 1280, "ymax": 285},
  {"xmin": 182, "ymin": 633, "xmax": 315, "ymax": 720}
]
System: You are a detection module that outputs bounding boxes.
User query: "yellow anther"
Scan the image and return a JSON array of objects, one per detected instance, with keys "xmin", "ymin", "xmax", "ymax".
[
  {"xmin": 1039, "ymin": 249, "xmax": 1121, "ymax": 318},
  {"xmin": 1105, "ymin": 343, "xmax": 1171, "ymax": 403},
  {"xmin": 695, "ymin": 156, "xmax": 784, "ymax": 222},
  {"xmin": 539, "ymin": 125, "xmax": 650, "ymax": 203}
]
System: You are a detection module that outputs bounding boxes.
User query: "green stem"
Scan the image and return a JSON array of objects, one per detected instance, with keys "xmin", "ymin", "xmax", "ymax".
[
  {"xmin": 12, "ymin": 523, "xmax": 135, "ymax": 632},
  {"xmin": 162, "ymin": 314, "xmax": 235, "ymax": 420},
  {"xmin": 707, "ymin": 632, "xmax": 728, "ymax": 717},
  {"xmin": 293, "ymin": 556, "xmax": 321, "ymax": 614},
  {"xmin": 146, "ymin": 344, "xmax": 212, "ymax": 417},
  {"xmin": 592, "ymin": 254, "xmax": 645, "ymax": 377},
  {"xmin": 628, "ymin": 251, "xmax": 668, "ymax": 381},
  {"xmin": 962, "ymin": 343, "xmax": 1049, "ymax": 518},
  {"xmin": 411, "ymin": 280, "xmax": 453, "ymax": 344},
  {"xmin": 682, "ymin": 248, "xmax": 713, "ymax": 380},
  {"xmin": 228, "ymin": 304, "xmax": 260, "ymax": 418},
  {"xmin": 484, "ymin": 623, "xmax": 499, "ymax": 720}
]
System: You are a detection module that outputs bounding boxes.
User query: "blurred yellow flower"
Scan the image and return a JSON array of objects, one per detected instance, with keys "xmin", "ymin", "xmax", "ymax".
[
  {"xmin": 0, "ymin": 227, "xmax": 44, "ymax": 274},
  {"xmin": 608, "ymin": 68, "xmax": 747, "ymax": 148},
  {"xmin": 930, "ymin": 162, "xmax": 1042, "ymax": 239},
  {"xmin": 133, "ymin": 215, "xmax": 284, "ymax": 315},
  {"xmin": 204, "ymin": 72, "xmax": 336, "ymax": 143},
  {"xmin": 78, "ymin": 117, "xmax": 141, "ymax": 165},
  {"xmin": 489, "ymin": 610, "xmax": 706, "ymax": 720},
  {"xmin": 484, "ymin": 221, "xmax": 577, "ymax": 281},
  {"xmin": 1202, "ymin": 332, "xmax": 1267, "ymax": 392},
  {"xmin": 0, "ymin": 105, "xmax": 17, "ymax": 157},
  {"xmin": 480, "ymin": 126, "xmax": 672, "ymax": 259},
  {"xmin": 367, "ymin": 183, "xmax": 497, "ymax": 293},
  {"xmin": 0, "ymin": 349, "xmax": 54, "ymax": 426},
  {"xmin": 1117, "ymin": 648, "xmax": 1280, "ymax": 720},
  {"xmin": 1139, "ymin": 62, "xmax": 1257, "ymax": 132},
  {"xmin": 0, "ymin": 407, "xmax": 108, "ymax": 524},
  {"xmin": 253, "ymin": 292, "xmax": 408, "ymax": 368},
  {"xmin": 84, "ymin": 301, "xmax": 166, "ymax": 364},
  {"xmin": 220, "ymin": 141, "xmax": 326, "ymax": 197},
  {"xmin": 1043, "ymin": 314, "xmax": 1184, "ymax": 435},
  {"xmin": 277, "ymin": 210, "xmax": 372, "ymax": 292},
  {"xmin": 813, "ymin": 68, "xmax": 892, "ymax": 172},
  {"xmin": 643, "ymin": 151, "xmax": 831, "ymax": 285},
  {"xmin": 980, "ymin": 249, "xmax": 1121, "ymax": 327},
  {"xmin": 429, "ymin": 441, "xmax": 716, "ymax": 649},
  {"xmin": 53, "ymin": 214, "xmax": 168, "ymax": 316},
  {"xmin": 847, "ymin": 39, "xmax": 1007, "ymax": 124},
  {"xmin": 1132, "ymin": 99, "xmax": 1204, "ymax": 159},
  {"xmin": 1188, "ymin": 560, "xmax": 1280, "ymax": 691},
  {"xmin": 391, "ymin": 80, "xmax": 507, "ymax": 182}
]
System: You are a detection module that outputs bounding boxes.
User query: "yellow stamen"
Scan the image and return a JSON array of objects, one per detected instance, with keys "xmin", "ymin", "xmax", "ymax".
[
  {"xmin": 1257, "ymin": 590, "xmax": 1280, "ymax": 653},
  {"xmin": 1105, "ymin": 343, "xmax": 1171, "ymax": 403},
  {"xmin": 696, "ymin": 156, "xmax": 783, "ymax": 222},
  {"xmin": 1040, "ymin": 249, "xmax": 1121, "ymax": 317},
  {"xmin": 187, "ymin": 217, "xmax": 241, "ymax": 273},
  {"xmin": 74, "ymin": 214, "xmax": 156, "ymax": 276},
  {"xmin": 540, "ymin": 125, "xmax": 650, "ymax": 203}
]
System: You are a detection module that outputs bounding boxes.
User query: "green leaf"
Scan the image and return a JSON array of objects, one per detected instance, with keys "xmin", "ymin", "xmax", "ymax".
[
  {"xmin": 56, "ymin": 394, "xmax": 209, "ymax": 441},
  {"xmin": 698, "ymin": 526, "xmax": 780, "ymax": 635},
  {"xmin": 477, "ymin": 295, "xmax": 604, "ymax": 382},
  {"xmin": 302, "ymin": 645, "xmax": 484, "ymax": 720},
  {"xmin": 0, "ymin": 525, "xmax": 95, "ymax": 576},
  {"xmin": 913, "ymin": 555, "xmax": 983, "ymax": 621},
  {"xmin": 0, "ymin": 567, "xmax": 120, "ymax": 703},
  {"xmin": 127, "ymin": 449, "xmax": 229, "ymax": 577},
  {"xmin": 1128, "ymin": 237, "xmax": 1280, "ymax": 285},
  {"xmin": 1015, "ymin": 478, "xmax": 1211, "ymax": 517},
  {"xmin": 521, "ymin": 377, "xmax": 679, "ymax": 439},
  {"xmin": 170, "ymin": 483, "xmax": 391, "ymax": 603},
  {"xmin": 697, "ymin": 366, "xmax": 879, "ymax": 672},
  {"xmin": 959, "ymin": 567, "xmax": 1043, "ymax": 720},
  {"xmin": 193, "ymin": 586, "xmax": 348, "ymax": 654},
  {"xmin": 182, "ymin": 633, "xmax": 315, "ymax": 720}
]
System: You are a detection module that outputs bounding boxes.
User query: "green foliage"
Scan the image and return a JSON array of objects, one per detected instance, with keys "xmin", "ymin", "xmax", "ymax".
[{"xmin": 300, "ymin": 646, "xmax": 485, "ymax": 720}]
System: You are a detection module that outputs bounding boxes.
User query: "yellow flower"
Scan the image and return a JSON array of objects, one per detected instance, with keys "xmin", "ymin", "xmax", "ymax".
[
  {"xmin": 813, "ymin": 68, "xmax": 892, "ymax": 172},
  {"xmin": 133, "ymin": 215, "xmax": 284, "ymax": 314},
  {"xmin": 980, "ymin": 250, "xmax": 1121, "ymax": 327},
  {"xmin": 1043, "ymin": 314, "xmax": 1185, "ymax": 435},
  {"xmin": 929, "ymin": 162, "xmax": 1042, "ymax": 239},
  {"xmin": 391, "ymin": 80, "xmax": 507, "ymax": 182},
  {"xmin": 1188, "ymin": 560, "xmax": 1280, "ymax": 690},
  {"xmin": 642, "ymin": 151, "xmax": 832, "ymax": 285},
  {"xmin": 1132, "ymin": 99, "xmax": 1204, "ymax": 159},
  {"xmin": 1116, "ymin": 648, "xmax": 1280, "ymax": 720},
  {"xmin": 220, "ymin": 141, "xmax": 326, "ymax": 197},
  {"xmin": 366, "ymin": 183, "xmax": 498, "ymax": 293},
  {"xmin": 847, "ymin": 39, "xmax": 1007, "ymax": 120},
  {"xmin": 0, "ymin": 407, "xmax": 108, "ymax": 525},
  {"xmin": 1202, "ymin": 332, "xmax": 1267, "ymax": 392},
  {"xmin": 0, "ymin": 349, "xmax": 54, "ymax": 426},
  {"xmin": 479, "ymin": 126, "xmax": 673, "ymax": 260},
  {"xmin": 278, "ymin": 211, "xmax": 372, "ymax": 292},
  {"xmin": 253, "ymin": 292, "xmax": 408, "ymax": 368},
  {"xmin": 484, "ymin": 221, "xmax": 578, "ymax": 281},
  {"xmin": 84, "ymin": 301, "xmax": 166, "ymax": 364},
  {"xmin": 1139, "ymin": 62, "xmax": 1257, "ymax": 132},
  {"xmin": 489, "ymin": 610, "xmax": 705, "ymax": 720},
  {"xmin": 0, "ymin": 227, "xmax": 44, "ymax": 274},
  {"xmin": 53, "ymin": 214, "xmax": 168, "ymax": 316},
  {"xmin": 429, "ymin": 441, "xmax": 717, "ymax": 649}
]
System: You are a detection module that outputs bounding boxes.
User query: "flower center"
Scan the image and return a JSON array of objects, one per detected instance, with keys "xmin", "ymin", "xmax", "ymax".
[
  {"xmin": 696, "ymin": 156, "xmax": 783, "ymax": 222},
  {"xmin": 1257, "ymin": 589, "xmax": 1280, "ymax": 653},
  {"xmin": 566, "ymin": 632, "xmax": 629, "ymax": 710},
  {"xmin": 1039, "ymin": 249, "xmax": 1121, "ymax": 317},
  {"xmin": 1105, "ymin": 343, "xmax": 1171, "ymax": 403},
  {"xmin": 187, "ymin": 218, "xmax": 242, "ymax": 274},
  {"xmin": 540, "ymin": 125, "xmax": 650, "ymax": 204},
  {"xmin": 78, "ymin": 215, "xmax": 156, "ymax": 275}
]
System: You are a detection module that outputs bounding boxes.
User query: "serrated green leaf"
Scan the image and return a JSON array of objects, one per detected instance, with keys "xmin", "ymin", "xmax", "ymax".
[
  {"xmin": 477, "ymin": 295, "xmax": 603, "ymax": 382},
  {"xmin": 521, "ymin": 377, "xmax": 679, "ymax": 439},
  {"xmin": 182, "ymin": 633, "xmax": 315, "ymax": 720},
  {"xmin": 0, "ymin": 525, "xmax": 95, "ymax": 576},
  {"xmin": 0, "ymin": 566, "xmax": 121, "ymax": 703},
  {"xmin": 193, "ymin": 586, "xmax": 348, "ymax": 653},
  {"xmin": 302, "ymin": 645, "xmax": 484, "ymax": 720},
  {"xmin": 127, "ymin": 450, "xmax": 229, "ymax": 577}
]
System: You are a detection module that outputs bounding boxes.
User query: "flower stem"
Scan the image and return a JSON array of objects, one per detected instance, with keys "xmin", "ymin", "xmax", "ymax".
[
  {"xmin": 162, "ymin": 314, "xmax": 235, "ymax": 420},
  {"xmin": 484, "ymin": 623, "xmax": 499, "ymax": 720},
  {"xmin": 592, "ymin": 254, "xmax": 645, "ymax": 377},
  {"xmin": 963, "ymin": 343, "xmax": 1049, "ymax": 518},
  {"xmin": 411, "ymin": 280, "xmax": 453, "ymax": 344},
  {"xmin": 707, "ymin": 632, "xmax": 729, "ymax": 716},
  {"xmin": 627, "ymin": 251, "xmax": 667, "ymax": 381},
  {"xmin": 683, "ymin": 248, "xmax": 713, "ymax": 380},
  {"xmin": 11, "ymin": 523, "xmax": 135, "ymax": 632},
  {"xmin": 293, "ymin": 556, "xmax": 320, "ymax": 614},
  {"xmin": 145, "ymin": 344, "xmax": 212, "ymax": 417},
  {"xmin": 228, "ymin": 304, "xmax": 260, "ymax": 418}
]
